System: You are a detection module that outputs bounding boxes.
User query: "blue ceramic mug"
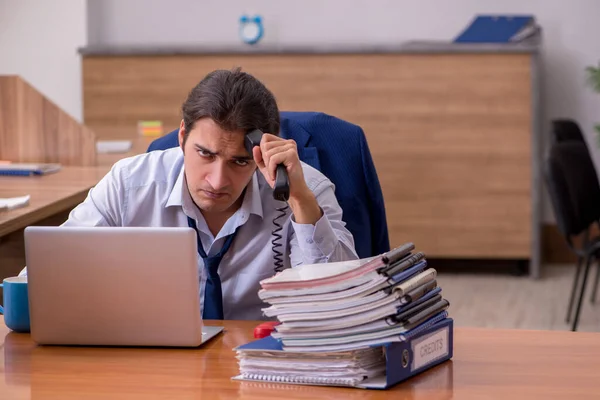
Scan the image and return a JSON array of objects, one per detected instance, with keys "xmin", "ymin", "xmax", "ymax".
[{"xmin": 0, "ymin": 276, "xmax": 30, "ymax": 332}]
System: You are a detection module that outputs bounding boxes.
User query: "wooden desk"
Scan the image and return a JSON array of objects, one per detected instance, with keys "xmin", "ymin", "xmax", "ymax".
[
  {"xmin": 0, "ymin": 167, "xmax": 110, "ymax": 238},
  {"xmin": 2, "ymin": 319, "xmax": 600, "ymax": 399}
]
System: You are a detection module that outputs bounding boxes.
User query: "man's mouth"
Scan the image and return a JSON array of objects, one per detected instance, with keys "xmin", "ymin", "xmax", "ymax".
[{"xmin": 201, "ymin": 190, "xmax": 227, "ymax": 199}]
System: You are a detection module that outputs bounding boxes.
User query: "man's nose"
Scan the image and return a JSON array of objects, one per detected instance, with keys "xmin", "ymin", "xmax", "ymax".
[{"xmin": 206, "ymin": 161, "xmax": 230, "ymax": 191}]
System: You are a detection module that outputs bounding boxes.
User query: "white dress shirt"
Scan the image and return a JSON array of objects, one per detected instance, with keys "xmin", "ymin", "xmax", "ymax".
[{"xmin": 51, "ymin": 147, "xmax": 358, "ymax": 320}]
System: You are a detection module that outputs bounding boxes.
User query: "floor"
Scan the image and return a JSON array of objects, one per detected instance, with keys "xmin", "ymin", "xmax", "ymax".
[{"xmin": 436, "ymin": 264, "xmax": 600, "ymax": 332}]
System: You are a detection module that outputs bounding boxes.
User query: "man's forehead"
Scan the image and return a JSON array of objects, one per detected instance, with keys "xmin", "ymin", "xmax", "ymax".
[{"xmin": 189, "ymin": 124, "xmax": 248, "ymax": 155}]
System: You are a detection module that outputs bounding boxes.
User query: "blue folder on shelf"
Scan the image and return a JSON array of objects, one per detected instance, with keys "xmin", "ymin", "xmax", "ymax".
[
  {"xmin": 454, "ymin": 15, "xmax": 538, "ymax": 43},
  {"xmin": 233, "ymin": 317, "xmax": 454, "ymax": 389}
]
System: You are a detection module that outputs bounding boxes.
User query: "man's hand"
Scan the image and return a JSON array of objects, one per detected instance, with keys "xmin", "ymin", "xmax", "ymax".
[{"xmin": 253, "ymin": 134, "xmax": 323, "ymax": 225}]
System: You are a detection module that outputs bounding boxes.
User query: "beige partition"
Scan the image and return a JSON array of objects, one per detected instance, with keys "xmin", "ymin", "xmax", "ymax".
[
  {"xmin": 82, "ymin": 49, "xmax": 539, "ymax": 272},
  {"xmin": 0, "ymin": 75, "xmax": 96, "ymax": 166}
]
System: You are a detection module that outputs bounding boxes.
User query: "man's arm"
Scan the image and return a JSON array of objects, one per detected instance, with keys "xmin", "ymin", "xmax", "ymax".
[
  {"xmin": 251, "ymin": 132, "xmax": 358, "ymax": 266},
  {"xmin": 288, "ymin": 178, "xmax": 358, "ymax": 266},
  {"xmin": 62, "ymin": 165, "xmax": 123, "ymax": 227}
]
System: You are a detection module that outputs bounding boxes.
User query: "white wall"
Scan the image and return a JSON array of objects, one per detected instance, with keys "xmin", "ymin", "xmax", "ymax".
[
  {"xmin": 0, "ymin": 0, "xmax": 87, "ymax": 122},
  {"xmin": 4, "ymin": 0, "xmax": 599, "ymax": 223},
  {"xmin": 87, "ymin": 0, "xmax": 600, "ymax": 223}
]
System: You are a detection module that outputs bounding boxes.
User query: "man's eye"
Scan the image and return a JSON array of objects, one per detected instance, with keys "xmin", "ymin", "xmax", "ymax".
[
  {"xmin": 198, "ymin": 149, "xmax": 212, "ymax": 158},
  {"xmin": 234, "ymin": 160, "xmax": 249, "ymax": 167}
]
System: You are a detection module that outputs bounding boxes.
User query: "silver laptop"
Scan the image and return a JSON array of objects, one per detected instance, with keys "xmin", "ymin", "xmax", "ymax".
[{"xmin": 24, "ymin": 226, "xmax": 223, "ymax": 347}]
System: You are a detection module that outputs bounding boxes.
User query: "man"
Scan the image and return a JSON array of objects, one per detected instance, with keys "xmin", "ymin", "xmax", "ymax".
[{"xmin": 32, "ymin": 68, "xmax": 358, "ymax": 320}]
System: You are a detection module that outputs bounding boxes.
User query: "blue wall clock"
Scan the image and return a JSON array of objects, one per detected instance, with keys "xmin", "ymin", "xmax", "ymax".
[{"xmin": 239, "ymin": 15, "xmax": 264, "ymax": 45}]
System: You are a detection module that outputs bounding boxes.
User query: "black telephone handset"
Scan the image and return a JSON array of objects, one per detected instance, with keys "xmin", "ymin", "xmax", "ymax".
[
  {"xmin": 244, "ymin": 129, "xmax": 290, "ymax": 202},
  {"xmin": 245, "ymin": 129, "xmax": 290, "ymax": 273}
]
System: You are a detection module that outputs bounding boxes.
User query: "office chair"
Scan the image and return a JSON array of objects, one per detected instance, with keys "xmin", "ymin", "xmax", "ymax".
[
  {"xmin": 544, "ymin": 141, "xmax": 600, "ymax": 331},
  {"xmin": 550, "ymin": 119, "xmax": 600, "ymax": 307},
  {"xmin": 551, "ymin": 119, "xmax": 587, "ymax": 144},
  {"xmin": 147, "ymin": 111, "xmax": 390, "ymax": 259}
]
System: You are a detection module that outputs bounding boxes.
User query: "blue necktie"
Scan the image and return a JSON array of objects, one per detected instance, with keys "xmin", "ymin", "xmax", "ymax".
[{"xmin": 187, "ymin": 217, "xmax": 238, "ymax": 320}]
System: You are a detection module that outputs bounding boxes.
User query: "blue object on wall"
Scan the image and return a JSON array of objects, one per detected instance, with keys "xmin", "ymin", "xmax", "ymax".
[
  {"xmin": 454, "ymin": 15, "xmax": 537, "ymax": 43},
  {"xmin": 239, "ymin": 15, "xmax": 264, "ymax": 45}
]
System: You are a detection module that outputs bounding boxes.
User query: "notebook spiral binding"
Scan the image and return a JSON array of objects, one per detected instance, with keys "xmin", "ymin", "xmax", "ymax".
[{"xmin": 241, "ymin": 373, "xmax": 359, "ymax": 386}]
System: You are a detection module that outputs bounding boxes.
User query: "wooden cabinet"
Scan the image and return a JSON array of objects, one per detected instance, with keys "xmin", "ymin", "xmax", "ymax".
[{"xmin": 82, "ymin": 45, "xmax": 541, "ymax": 274}]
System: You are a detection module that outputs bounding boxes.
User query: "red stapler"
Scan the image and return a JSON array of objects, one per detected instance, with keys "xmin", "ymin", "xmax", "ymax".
[{"xmin": 254, "ymin": 321, "xmax": 280, "ymax": 339}]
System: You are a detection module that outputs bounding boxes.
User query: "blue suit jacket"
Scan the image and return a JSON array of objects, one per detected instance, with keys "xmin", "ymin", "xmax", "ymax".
[{"xmin": 147, "ymin": 111, "xmax": 390, "ymax": 258}]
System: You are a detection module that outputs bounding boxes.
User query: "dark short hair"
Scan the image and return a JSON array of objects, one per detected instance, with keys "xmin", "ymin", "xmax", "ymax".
[{"xmin": 181, "ymin": 67, "xmax": 280, "ymax": 146}]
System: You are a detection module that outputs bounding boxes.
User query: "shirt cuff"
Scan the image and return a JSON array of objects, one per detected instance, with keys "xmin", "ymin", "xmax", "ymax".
[{"xmin": 291, "ymin": 211, "xmax": 338, "ymax": 260}]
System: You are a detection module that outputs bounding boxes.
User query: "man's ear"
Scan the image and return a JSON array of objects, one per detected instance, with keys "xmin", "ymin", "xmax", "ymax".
[{"xmin": 178, "ymin": 120, "xmax": 186, "ymax": 150}]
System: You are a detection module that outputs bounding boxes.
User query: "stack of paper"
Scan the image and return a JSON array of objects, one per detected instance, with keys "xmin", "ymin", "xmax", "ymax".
[
  {"xmin": 233, "ymin": 243, "xmax": 451, "ymax": 387},
  {"xmin": 235, "ymin": 343, "xmax": 386, "ymax": 387},
  {"xmin": 257, "ymin": 243, "xmax": 450, "ymax": 352}
]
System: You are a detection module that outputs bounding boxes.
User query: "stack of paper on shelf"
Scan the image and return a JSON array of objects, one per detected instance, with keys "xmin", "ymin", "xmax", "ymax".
[{"xmin": 233, "ymin": 243, "xmax": 453, "ymax": 389}]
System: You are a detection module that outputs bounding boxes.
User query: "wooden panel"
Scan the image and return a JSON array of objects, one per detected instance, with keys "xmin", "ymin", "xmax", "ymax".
[
  {"xmin": 83, "ymin": 54, "xmax": 532, "ymax": 259},
  {"xmin": 3, "ymin": 320, "xmax": 600, "ymax": 399},
  {"xmin": 0, "ymin": 76, "xmax": 97, "ymax": 166},
  {"xmin": 0, "ymin": 76, "xmax": 22, "ymax": 160}
]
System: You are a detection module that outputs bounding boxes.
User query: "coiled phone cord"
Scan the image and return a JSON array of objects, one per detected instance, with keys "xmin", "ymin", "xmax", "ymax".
[{"xmin": 272, "ymin": 203, "xmax": 289, "ymax": 273}]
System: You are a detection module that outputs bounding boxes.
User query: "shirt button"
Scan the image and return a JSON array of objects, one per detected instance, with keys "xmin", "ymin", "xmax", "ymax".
[{"xmin": 306, "ymin": 239, "xmax": 314, "ymax": 244}]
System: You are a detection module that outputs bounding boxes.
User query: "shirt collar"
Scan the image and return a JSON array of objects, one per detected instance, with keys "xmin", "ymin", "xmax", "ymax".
[
  {"xmin": 165, "ymin": 166, "xmax": 185, "ymax": 208},
  {"xmin": 165, "ymin": 167, "xmax": 264, "ymax": 221}
]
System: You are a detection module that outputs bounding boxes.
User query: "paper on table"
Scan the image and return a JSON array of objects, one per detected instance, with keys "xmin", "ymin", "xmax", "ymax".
[
  {"xmin": 262, "ymin": 290, "xmax": 389, "ymax": 317},
  {"xmin": 272, "ymin": 318, "xmax": 395, "ymax": 340},
  {"xmin": 235, "ymin": 344, "xmax": 386, "ymax": 386},
  {"xmin": 258, "ymin": 271, "xmax": 382, "ymax": 299},
  {"xmin": 276, "ymin": 301, "xmax": 402, "ymax": 332},
  {"xmin": 0, "ymin": 195, "xmax": 30, "ymax": 211},
  {"xmin": 260, "ymin": 256, "xmax": 381, "ymax": 290},
  {"xmin": 276, "ymin": 292, "xmax": 402, "ymax": 323},
  {"xmin": 261, "ymin": 275, "xmax": 389, "ymax": 304}
]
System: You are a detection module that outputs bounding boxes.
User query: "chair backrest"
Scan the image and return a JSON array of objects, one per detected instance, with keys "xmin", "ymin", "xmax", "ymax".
[
  {"xmin": 147, "ymin": 112, "xmax": 390, "ymax": 258},
  {"xmin": 545, "ymin": 141, "xmax": 600, "ymax": 241},
  {"xmin": 551, "ymin": 119, "xmax": 587, "ymax": 144}
]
